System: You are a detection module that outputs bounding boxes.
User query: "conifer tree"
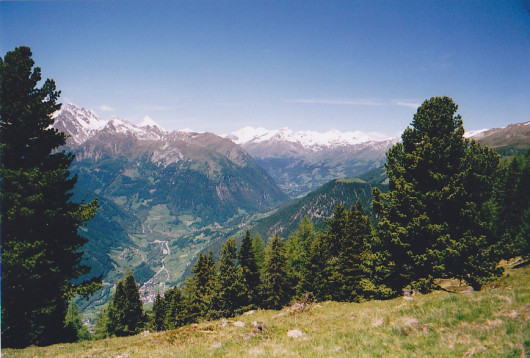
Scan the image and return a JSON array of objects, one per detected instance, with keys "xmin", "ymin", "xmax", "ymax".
[
  {"xmin": 377, "ymin": 96, "xmax": 501, "ymax": 291},
  {"xmin": 307, "ymin": 234, "xmax": 329, "ymax": 301},
  {"xmin": 239, "ymin": 230, "xmax": 261, "ymax": 307},
  {"xmin": 63, "ymin": 302, "xmax": 90, "ymax": 342},
  {"xmin": 318, "ymin": 205, "xmax": 348, "ymax": 300},
  {"xmin": 183, "ymin": 251, "xmax": 216, "ymax": 321},
  {"xmin": 340, "ymin": 200, "xmax": 392, "ymax": 301},
  {"xmin": 152, "ymin": 293, "xmax": 166, "ymax": 331},
  {"xmin": 262, "ymin": 234, "xmax": 291, "ymax": 309},
  {"xmin": 106, "ymin": 270, "xmax": 146, "ymax": 337},
  {"xmin": 252, "ymin": 233, "xmax": 266, "ymax": 271},
  {"xmin": 211, "ymin": 238, "xmax": 245, "ymax": 318},
  {"xmin": 93, "ymin": 308, "xmax": 110, "ymax": 339},
  {"xmin": 495, "ymin": 152, "xmax": 530, "ymax": 258},
  {"xmin": 0, "ymin": 46, "xmax": 100, "ymax": 347},
  {"xmin": 163, "ymin": 287, "xmax": 187, "ymax": 329},
  {"xmin": 286, "ymin": 217, "xmax": 316, "ymax": 297}
]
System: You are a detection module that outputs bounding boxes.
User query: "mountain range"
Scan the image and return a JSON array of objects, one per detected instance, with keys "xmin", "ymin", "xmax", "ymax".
[
  {"xmin": 228, "ymin": 127, "xmax": 396, "ymax": 197},
  {"xmin": 52, "ymin": 103, "xmax": 528, "ymax": 317},
  {"xmin": 53, "ymin": 104, "xmax": 288, "ymax": 313}
]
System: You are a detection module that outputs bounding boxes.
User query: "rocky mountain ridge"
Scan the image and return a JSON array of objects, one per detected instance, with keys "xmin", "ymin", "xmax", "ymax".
[
  {"xmin": 229, "ymin": 127, "xmax": 396, "ymax": 197},
  {"xmin": 52, "ymin": 104, "xmax": 288, "ymax": 311}
]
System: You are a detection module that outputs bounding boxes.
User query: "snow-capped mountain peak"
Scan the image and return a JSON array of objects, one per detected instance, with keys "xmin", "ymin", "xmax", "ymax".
[
  {"xmin": 227, "ymin": 126, "xmax": 270, "ymax": 144},
  {"xmin": 105, "ymin": 116, "xmax": 140, "ymax": 134},
  {"xmin": 464, "ymin": 128, "xmax": 489, "ymax": 139},
  {"xmin": 138, "ymin": 116, "xmax": 165, "ymax": 131},
  {"xmin": 227, "ymin": 126, "xmax": 395, "ymax": 149},
  {"xmin": 52, "ymin": 103, "xmax": 108, "ymax": 145},
  {"xmin": 53, "ymin": 104, "xmax": 168, "ymax": 144},
  {"xmin": 53, "ymin": 103, "xmax": 107, "ymax": 131}
]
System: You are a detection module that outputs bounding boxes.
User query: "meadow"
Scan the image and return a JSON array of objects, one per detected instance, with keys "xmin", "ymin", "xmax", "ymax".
[{"xmin": 4, "ymin": 264, "xmax": 528, "ymax": 358}]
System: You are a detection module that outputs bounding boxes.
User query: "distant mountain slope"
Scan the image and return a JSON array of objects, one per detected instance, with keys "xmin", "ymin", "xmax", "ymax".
[
  {"xmin": 227, "ymin": 127, "xmax": 396, "ymax": 197},
  {"xmin": 53, "ymin": 104, "xmax": 288, "ymax": 312},
  {"xmin": 251, "ymin": 178, "xmax": 373, "ymax": 240},
  {"xmin": 474, "ymin": 121, "xmax": 530, "ymax": 156}
]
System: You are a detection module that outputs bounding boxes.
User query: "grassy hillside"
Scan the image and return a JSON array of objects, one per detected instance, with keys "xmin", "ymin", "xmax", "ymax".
[{"xmin": 4, "ymin": 264, "xmax": 528, "ymax": 357}]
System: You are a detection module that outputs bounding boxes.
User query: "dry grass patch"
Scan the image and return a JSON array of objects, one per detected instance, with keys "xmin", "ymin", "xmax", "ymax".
[{"xmin": 3, "ymin": 265, "xmax": 529, "ymax": 358}]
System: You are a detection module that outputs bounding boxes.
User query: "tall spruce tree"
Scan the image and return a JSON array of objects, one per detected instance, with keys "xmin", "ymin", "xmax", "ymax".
[
  {"xmin": 211, "ymin": 238, "xmax": 245, "ymax": 318},
  {"xmin": 106, "ymin": 270, "xmax": 146, "ymax": 337},
  {"xmin": 377, "ymin": 96, "xmax": 501, "ymax": 291},
  {"xmin": 262, "ymin": 234, "xmax": 291, "ymax": 309},
  {"xmin": 495, "ymin": 152, "xmax": 530, "ymax": 258},
  {"xmin": 341, "ymin": 200, "xmax": 392, "ymax": 301},
  {"xmin": 183, "ymin": 251, "xmax": 216, "ymax": 321},
  {"xmin": 0, "ymin": 46, "xmax": 100, "ymax": 347},
  {"xmin": 252, "ymin": 233, "xmax": 266, "ymax": 271},
  {"xmin": 307, "ymin": 233, "xmax": 329, "ymax": 301},
  {"xmin": 317, "ymin": 205, "xmax": 348, "ymax": 300},
  {"xmin": 152, "ymin": 293, "xmax": 166, "ymax": 331},
  {"xmin": 163, "ymin": 286, "xmax": 187, "ymax": 329},
  {"xmin": 285, "ymin": 217, "xmax": 316, "ymax": 297},
  {"xmin": 239, "ymin": 230, "xmax": 261, "ymax": 308}
]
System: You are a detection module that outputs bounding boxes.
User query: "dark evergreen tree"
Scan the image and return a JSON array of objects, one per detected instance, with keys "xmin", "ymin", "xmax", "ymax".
[
  {"xmin": 262, "ymin": 234, "xmax": 291, "ymax": 309},
  {"xmin": 340, "ymin": 200, "xmax": 369, "ymax": 299},
  {"xmin": 163, "ymin": 287, "xmax": 187, "ymax": 329},
  {"xmin": 152, "ymin": 293, "xmax": 166, "ymax": 331},
  {"xmin": 211, "ymin": 238, "xmax": 245, "ymax": 318},
  {"xmin": 106, "ymin": 270, "xmax": 146, "ymax": 337},
  {"xmin": 495, "ymin": 151, "xmax": 530, "ymax": 258},
  {"xmin": 341, "ymin": 200, "xmax": 392, "ymax": 301},
  {"xmin": 0, "ymin": 46, "xmax": 100, "ymax": 348},
  {"xmin": 239, "ymin": 230, "xmax": 261, "ymax": 307},
  {"xmin": 183, "ymin": 251, "xmax": 216, "ymax": 321},
  {"xmin": 377, "ymin": 96, "xmax": 501, "ymax": 291},
  {"xmin": 286, "ymin": 217, "xmax": 316, "ymax": 297},
  {"xmin": 307, "ymin": 233, "xmax": 329, "ymax": 301},
  {"xmin": 252, "ymin": 233, "xmax": 266, "ymax": 271},
  {"xmin": 317, "ymin": 205, "xmax": 348, "ymax": 300}
]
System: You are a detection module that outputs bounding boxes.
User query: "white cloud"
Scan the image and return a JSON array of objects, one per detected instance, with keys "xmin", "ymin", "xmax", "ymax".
[
  {"xmin": 284, "ymin": 98, "xmax": 420, "ymax": 108},
  {"xmin": 98, "ymin": 104, "xmax": 115, "ymax": 111},
  {"xmin": 390, "ymin": 100, "xmax": 421, "ymax": 108}
]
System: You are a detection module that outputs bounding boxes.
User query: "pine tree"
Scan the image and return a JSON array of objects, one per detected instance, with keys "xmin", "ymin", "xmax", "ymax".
[
  {"xmin": 152, "ymin": 293, "xmax": 166, "ymax": 331},
  {"xmin": 377, "ymin": 96, "xmax": 501, "ymax": 291},
  {"xmin": 63, "ymin": 302, "xmax": 90, "ymax": 342},
  {"xmin": 286, "ymin": 217, "xmax": 316, "ymax": 297},
  {"xmin": 341, "ymin": 200, "xmax": 392, "ymax": 301},
  {"xmin": 93, "ymin": 307, "xmax": 110, "ymax": 340},
  {"xmin": 163, "ymin": 287, "xmax": 187, "ymax": 329},
  {"xmin": 252, "ymin": 233, "xmax": 266, "ymax": 271},
  {"xmin": 318, "ymin": 205, "xmax": 349, "ymax": 300},
  {"xmin": 0, "ymin": 46, "xmax": 100, "ymax": 348},
  {"xmin": 495, "ymin": 152, "xmax": 530, "ymax": 258},
  {"xmin": 262, "ymin": 234, "xmax": 291, "ymax": 309},
  {"xmin": 239, "ymin": 230, "xmax": 261, "ymax": 307},
  {"xmin": 183, "ymin": 251, "xmax": 216, "ymax": 321},
  {"xmin": 307, "ymin": 233, "xmax": 329, "ymax": 301},
  {"xmin": 211, "ymin": 238, "xmax": 245, "ymax": 318},
  {"xmin": 106, "ymin": 270, "xmax": 146, "ymax": 337}
]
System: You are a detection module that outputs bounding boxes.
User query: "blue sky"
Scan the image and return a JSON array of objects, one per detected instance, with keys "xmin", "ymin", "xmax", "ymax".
[{"xmin": 1, "ymin": 1, "xmax": 528, "ymax": 136}]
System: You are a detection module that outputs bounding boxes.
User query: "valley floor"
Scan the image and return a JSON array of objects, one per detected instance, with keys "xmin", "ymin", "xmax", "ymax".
[{"xmin": 3, "ymin": 265, "xmax": 529, "ymax": 358}]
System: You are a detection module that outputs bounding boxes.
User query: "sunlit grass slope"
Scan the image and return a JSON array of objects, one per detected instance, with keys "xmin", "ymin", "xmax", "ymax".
[{"xmin": 4, "ymin": 265, "xmax": 529, "ymax": 357}]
